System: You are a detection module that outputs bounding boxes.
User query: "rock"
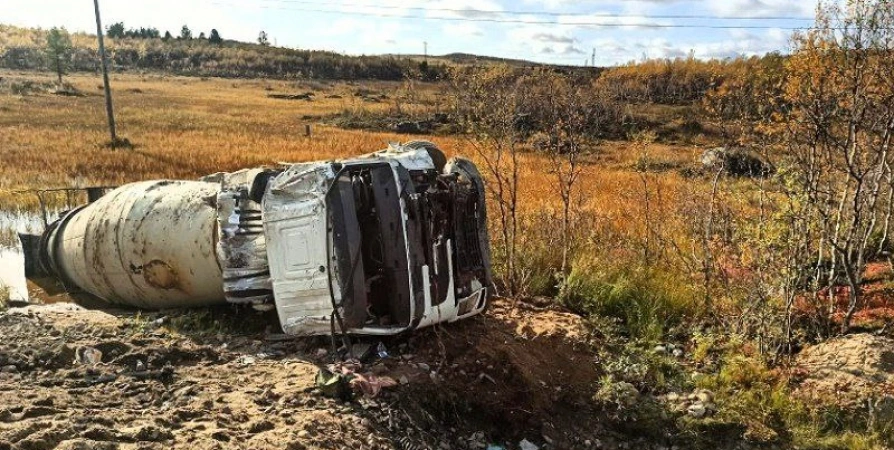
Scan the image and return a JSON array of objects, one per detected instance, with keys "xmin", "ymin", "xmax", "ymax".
[
  {"xmin": 0, "ymin": 365, "xmax": 16, "ymax": 374},
  {"xmin": 135, "ymin": 360, "xmax": 146, "ymax": 372},
  {"xmin": 519, "ymin": 439, "xmax": 539, "ymax": 450},
  {"xmin": 297, "ymin": 429, "xmax": 310, "ymax": 439},
  {"xmin": 394, "ymin": 121, "xmax": 433, "ymax": 134},
  {"xmin": 687, "ymin": 402, "xmax": 706, "ymax": 418},
  {"xmin": 696, "ymin": 390, "xmax": 713, "ymax": 403},
  {"xmin": 653, "ymin": 345, "xmax": 667, "ymax": 354},
  {"xmin": 74, "ymin": 346, "xmax": 102, "ymax": 365},
  {"xmin": 700, "ymin": 147, "xmax": 773, "ymax": 177}
]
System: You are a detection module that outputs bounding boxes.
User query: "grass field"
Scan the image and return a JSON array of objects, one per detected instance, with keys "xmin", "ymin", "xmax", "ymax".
[{"xmin": 0, "ymin": 68, "xmax": 702, "ymax": 226}]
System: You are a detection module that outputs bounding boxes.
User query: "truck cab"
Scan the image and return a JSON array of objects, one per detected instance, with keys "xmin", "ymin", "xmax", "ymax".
[{"xmin": 260, "ymin": 142, "xmax": 493, "ymax": 335}]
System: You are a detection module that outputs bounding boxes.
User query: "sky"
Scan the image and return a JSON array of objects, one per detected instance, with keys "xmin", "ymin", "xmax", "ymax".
[{"xmin": 2, "ymin": 0, "xmax": 822, "ymax": 65}]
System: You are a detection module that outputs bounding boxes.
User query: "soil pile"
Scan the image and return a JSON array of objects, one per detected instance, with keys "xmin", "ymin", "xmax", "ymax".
[{"xmin": 794, "ymin": 333, "xmax": 894, "ymax": 414}]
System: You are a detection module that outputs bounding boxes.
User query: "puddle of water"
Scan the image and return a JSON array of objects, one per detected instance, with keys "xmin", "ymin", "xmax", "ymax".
[
  {"xmin": 0, "ymin": 248, "xmax": 27, "ymax": 301},
  {"xmin": 0, "ymin": 209, "xmax": 64, "ymax": 302}
]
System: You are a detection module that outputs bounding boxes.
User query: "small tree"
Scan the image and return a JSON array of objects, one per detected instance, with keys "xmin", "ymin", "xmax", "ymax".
[
  {"xmin": 523, "ymin": 70, "xmax": 590, "ymax": 276},
  {"xmin": 45, "ymin": 27, "xmax": 72, "ymax": 84},
  {"xmin": 258, "ymin": 30, "xmax": 270, "ymax": 46},
  {"xmin": 163, "ymin": 31, "xmax": 173, "ymax": 41},
  {"xmin": 106, "ymin": 22, "xmax": 125, "ymax": 38},
  {"xmin": 179, "ymin": 25, "xmax": 192, "ymax": 40},
  {"xmin": 451, "ymin": 66, "xmax": 527, "ymax": 295},
  {"xmin": 209, "ymin": 29, "xmax": 222, "ymax": 44},
  {"xmin": 198, "ymin": 31, "xmax": 206, "ymax": 39},
  {"xmin": 780, "ymin": 0, "xmax": 894, "ymax": 333}
]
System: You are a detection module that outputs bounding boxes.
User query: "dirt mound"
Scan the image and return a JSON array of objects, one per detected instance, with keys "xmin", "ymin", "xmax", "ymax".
[
  {"xmin": 794, "ymin": 333, "xmax": 894, "ymax": 413},
  {"xmin": 0, "ymin": 299, "xmax": 692, "ymax": 450}
]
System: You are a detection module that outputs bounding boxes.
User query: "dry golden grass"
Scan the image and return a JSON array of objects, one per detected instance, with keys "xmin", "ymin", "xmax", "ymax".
[{"xmin": 0, "ymin": 69, "xmax": 705, "ymax": 256}]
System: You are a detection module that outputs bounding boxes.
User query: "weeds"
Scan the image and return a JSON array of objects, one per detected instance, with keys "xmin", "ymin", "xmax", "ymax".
[{"xmin": 559, "ymin": 260, "xmax": 696, "ymax": 342}]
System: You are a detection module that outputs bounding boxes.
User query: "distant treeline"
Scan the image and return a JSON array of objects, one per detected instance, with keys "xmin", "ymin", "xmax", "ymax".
[{"xmin": 0, "ymin": 24, "xmax": 447, "ymax": 80}]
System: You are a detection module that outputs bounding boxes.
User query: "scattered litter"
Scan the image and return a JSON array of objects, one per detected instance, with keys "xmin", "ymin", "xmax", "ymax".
[
  {"xmin": 315, "ymin": 367, "xmax": 352, "ymax": 401},
  {"xmin": 376, "ymin": 342, "xmax": 389, "ymax": 359},
  {"xmin": 135, "ymin": 360, "xmax": 147, "ymax": 372},
  {"xmin": 519, "ymin": 439, "xmax": 539, "ymax": 450},
  {"xmin": 238, "ymin": 355, "xmax": 257, "ymax": 365},
  {"xmin": 74, "ymin": 346, "xmax": 103, "ymax": 365},
  {"xmin": 315, "ymin": 348, "xmax": 328, "ymax": 358},
  {"xmin": 349, "ymin": 372, "xmax": 397, "ymax": 398}
]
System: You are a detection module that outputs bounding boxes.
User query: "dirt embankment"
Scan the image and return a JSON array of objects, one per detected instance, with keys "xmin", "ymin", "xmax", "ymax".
[
  {"xmin": 794, "ymin": 333, "xmax": 894, "ymax": 416},
  {"xmin": 0, "ymin": 299, "xmax": 655, "ymax": 450}
]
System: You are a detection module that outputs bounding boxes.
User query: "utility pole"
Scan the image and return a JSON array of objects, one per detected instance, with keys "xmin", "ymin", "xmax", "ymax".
[
  {"xmin": 591, "ymin": 48, "xmax": 595, "ymax": 67},
  {"xmin": 93, "ymin": 0, "xmax": 118, "ymax": 146},
  {"xmin": 423, "ymin": 41, "xmax": 427, "ymax": 61}
]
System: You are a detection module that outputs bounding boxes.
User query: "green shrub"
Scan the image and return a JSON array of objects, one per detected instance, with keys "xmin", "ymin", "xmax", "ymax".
[
  {"xmin": 558, "ymin": 260, "xmax": 696, "ymax": 342},
  {"xmin": 694, "ymin": 351, "xmax": 893, "ymax": 449}
]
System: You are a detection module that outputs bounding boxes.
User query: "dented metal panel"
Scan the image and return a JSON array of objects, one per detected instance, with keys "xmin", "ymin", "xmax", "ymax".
[{"xmin": 262, "ymin": 163, "xmax": 334, "ymax": 335}]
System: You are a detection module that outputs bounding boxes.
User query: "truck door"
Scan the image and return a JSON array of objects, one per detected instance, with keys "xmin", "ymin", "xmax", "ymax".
[{"xmin": 262, "ymin": 164, "xmax": 334, "ymax": 335}]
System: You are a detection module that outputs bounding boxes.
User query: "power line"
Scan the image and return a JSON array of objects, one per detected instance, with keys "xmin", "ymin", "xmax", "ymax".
[
  {"xmin": 256, "ymin": 0, "xmax": 818, "ymax": 21},
  {"xmin": 211, "ymin": 2, "xmax": 826, "ymax": 30}
]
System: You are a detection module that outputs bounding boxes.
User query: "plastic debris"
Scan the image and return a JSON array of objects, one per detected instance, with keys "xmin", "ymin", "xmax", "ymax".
[
  {"xmin": 376, "ymin": 341, "xmax": 389, "ymax": 359},
  {"xmin": 315, "ymin": 367, "xmax": 352, "ymax": 401},
  {"xmin": 349, "ymin": 372, "xmax": 398, "ymax": 398}
]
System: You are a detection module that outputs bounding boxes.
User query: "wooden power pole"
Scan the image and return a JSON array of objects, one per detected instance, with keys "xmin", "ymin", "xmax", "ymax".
[{"xmin": 93, "ymin": 0, "xmax": 118, "ymax": 145}]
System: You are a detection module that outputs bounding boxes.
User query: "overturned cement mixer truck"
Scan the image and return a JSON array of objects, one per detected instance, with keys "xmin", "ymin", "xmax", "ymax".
[{"xmin": 21, "ymin": 141, "xmax": 493, "ymax": 336}]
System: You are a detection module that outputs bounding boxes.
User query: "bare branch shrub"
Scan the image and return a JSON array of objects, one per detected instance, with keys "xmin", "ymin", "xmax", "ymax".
[
  {"xmin": 451, "ymin": 66, "xmax": 527, "ymax": 295},
  {"xmin": 780, "ymin": 0, "xmax": 894, "ymax": 333}
]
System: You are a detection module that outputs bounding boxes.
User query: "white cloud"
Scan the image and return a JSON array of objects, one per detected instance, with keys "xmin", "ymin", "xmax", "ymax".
[{"xmin": 441, "ymin": 22, "xmax": 485, "ymax": 38}]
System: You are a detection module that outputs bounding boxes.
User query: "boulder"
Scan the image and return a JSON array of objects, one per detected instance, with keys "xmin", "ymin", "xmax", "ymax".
[{"xmin": 700, "ymin": 147, "xmax": 773, "ymax": 177}]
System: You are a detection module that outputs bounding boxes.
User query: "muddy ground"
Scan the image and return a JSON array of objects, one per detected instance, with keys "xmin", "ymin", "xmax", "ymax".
[{"xmin": 0, "ymin": 298, "xmax": 658, "ymax": 450}]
